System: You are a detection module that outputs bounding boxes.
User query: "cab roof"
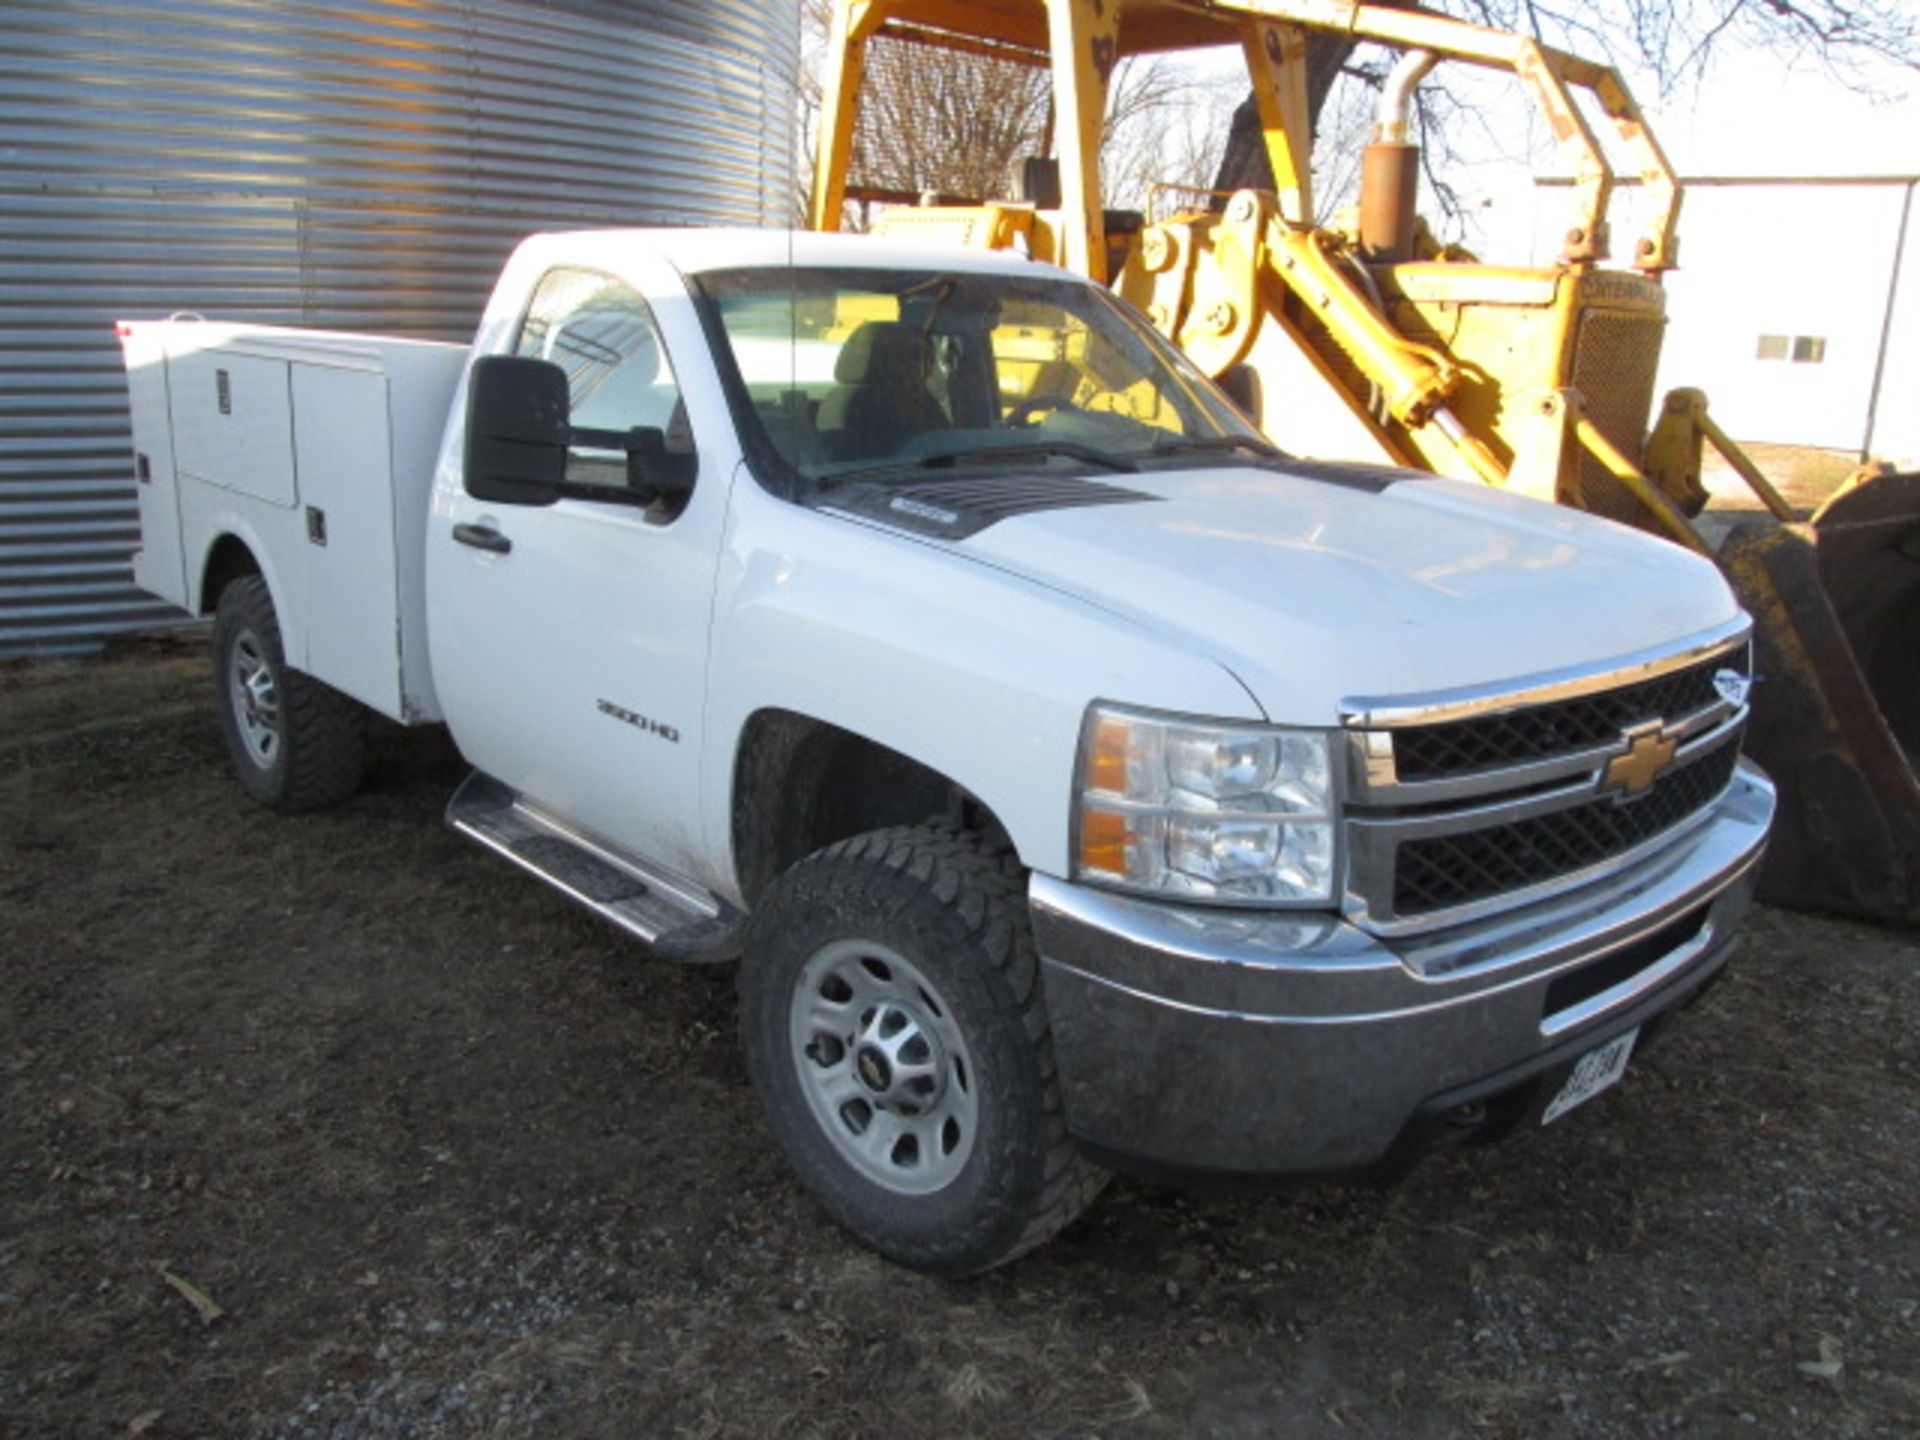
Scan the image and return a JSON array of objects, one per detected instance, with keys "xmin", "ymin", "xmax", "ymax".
[{"xmin": 511, "ymin": 227, "xmax": 1065, "ymax": 282}]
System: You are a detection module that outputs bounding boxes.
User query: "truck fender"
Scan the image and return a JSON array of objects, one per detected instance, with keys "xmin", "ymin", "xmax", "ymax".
[
  {"xmin": 701, "ymin": 493, "xmax": 1259, "ymax": 901},
  {"xmin": 190, "ymin": 515, "xmax": 305, "ymax": 673}
]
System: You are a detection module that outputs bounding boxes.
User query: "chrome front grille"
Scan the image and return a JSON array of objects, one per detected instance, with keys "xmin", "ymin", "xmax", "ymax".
[
  {"xmin": 1340, "ymin": 623, "xmax": 1752, "ymax": 933},
  {"xmin": 1391, "ymin": 648, "xmax": 1742, "ymax": 782},
  {"xmin": 1389, "ymin": 735, "xmax": 1742, "ymax": 916}
]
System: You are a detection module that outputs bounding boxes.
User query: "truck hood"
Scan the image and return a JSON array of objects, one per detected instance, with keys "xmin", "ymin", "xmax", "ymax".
[{"xmin": 858, "ymin": 464, "xmax": 1742, "ymax": 723}]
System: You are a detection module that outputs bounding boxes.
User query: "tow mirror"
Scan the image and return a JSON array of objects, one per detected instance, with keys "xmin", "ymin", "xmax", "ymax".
[
  {"xmin": 620, "ymin": 426, "xmax": 697, "ymax": 509},
  {"xmin": 465, "ymin": 355, "xmax": 569, "ymax": 505},
  {"xmin": 465, "ymin": 354, "xmax": 698, "ymax": 513}
]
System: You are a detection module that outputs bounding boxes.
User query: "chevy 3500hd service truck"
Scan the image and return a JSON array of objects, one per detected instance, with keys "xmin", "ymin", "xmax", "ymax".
[{"xmin": 118, "ymin": 229, "xmax": 1774, "ymax": 1272}]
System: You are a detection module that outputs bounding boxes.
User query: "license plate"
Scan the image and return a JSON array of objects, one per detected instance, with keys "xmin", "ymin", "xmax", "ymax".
[{"xmin": 1542, "ymin": 1027, "xmax": 1639, "ymax": 1125}]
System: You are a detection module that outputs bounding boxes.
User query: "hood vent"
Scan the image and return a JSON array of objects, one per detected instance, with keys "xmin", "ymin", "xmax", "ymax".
[
  {"xmin": 833, "ymin": 475, "xmax": 1158, "ymax": 539},
  {"xmin": 1283, "ymin": 458, "xmax": 1431, "ymax": 493}
]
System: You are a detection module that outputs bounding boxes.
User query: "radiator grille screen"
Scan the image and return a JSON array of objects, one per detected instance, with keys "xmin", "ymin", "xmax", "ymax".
[
  {"xmin": 846, "ymin": 28, "xmax": 1049, "ymax": 213},
  {"xmin": 1569, "ymin": 307, "xmax": 1664, "ymax": 526}
]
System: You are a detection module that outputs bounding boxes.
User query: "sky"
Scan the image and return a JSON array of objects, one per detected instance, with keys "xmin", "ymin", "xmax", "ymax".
[{"xmin": 1650, "ymin": 46, "xmax": 1920, "ymax": 178}]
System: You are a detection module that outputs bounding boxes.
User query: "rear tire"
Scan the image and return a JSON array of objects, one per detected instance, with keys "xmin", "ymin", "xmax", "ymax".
[
  {"xmin": 212, "ymin": 575, "xmax": 365, "ymax": 812},
  {"xmin": 738, "ymin": 823, "xmax": 1107, "ymax": 1273}
]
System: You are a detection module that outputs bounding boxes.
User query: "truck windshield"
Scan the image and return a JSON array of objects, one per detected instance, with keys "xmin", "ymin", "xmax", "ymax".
[{"xmin": 691, "ymin": 265, "xmax": 1264, "ymax": 488}]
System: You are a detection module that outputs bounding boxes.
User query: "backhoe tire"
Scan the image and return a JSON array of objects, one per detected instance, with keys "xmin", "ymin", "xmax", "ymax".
[
  {"xmin": 212, "ymin": 575, "xmax": 365, "ymax": 812},
  {"xmin": 738, "ymin": 823, "xmax": 1107, "ymax": 1273}
]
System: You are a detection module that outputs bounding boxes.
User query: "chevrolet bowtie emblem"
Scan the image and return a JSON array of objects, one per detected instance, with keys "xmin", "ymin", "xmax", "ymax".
[{"xmin": 1603, "ymin": 721, "xmax": 1679, "ymax": 799}]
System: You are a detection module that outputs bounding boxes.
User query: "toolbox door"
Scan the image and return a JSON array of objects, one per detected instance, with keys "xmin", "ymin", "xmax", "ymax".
[
  {"xmin": 292, "ymin": 362, "xmax": 404, "ymax": 719},
  {"xmin": 117, "ymin": 324, "xmax": 190, "ymax": 608},
  {"xmin": 167, "ymin": 349, "xmax": 298, "ymax": 508}
]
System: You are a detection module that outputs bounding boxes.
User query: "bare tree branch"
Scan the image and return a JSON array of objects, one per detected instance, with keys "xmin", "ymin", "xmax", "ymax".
[
  {"xmin": 1485, "ymin": 0, "xmax": 1917, "ymax": 89},
  {"xmin": 794, "ymin": 0, "xmax": 1918, "ymax": 234}
]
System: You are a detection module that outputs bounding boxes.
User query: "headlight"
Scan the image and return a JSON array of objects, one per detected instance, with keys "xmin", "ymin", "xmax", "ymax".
[{"xmin": 1074, "ymin": 704, "xmax": 1339, "ymax": 905}]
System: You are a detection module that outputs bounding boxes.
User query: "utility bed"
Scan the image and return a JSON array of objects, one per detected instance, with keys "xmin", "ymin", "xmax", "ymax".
[{"xmin": 118, "ymin": 319, "xmax": 465, "ymax": 722}]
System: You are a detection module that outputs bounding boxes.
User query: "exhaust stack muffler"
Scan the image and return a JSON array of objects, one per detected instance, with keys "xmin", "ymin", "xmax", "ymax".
[{"xmin": 1358, "ymin": 50, "xmax": 1437, "ymax": 263}]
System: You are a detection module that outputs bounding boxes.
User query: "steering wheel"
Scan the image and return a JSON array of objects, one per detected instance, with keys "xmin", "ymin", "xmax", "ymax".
[{"xmin": 1007, "ymin": 394, "xmax": 1071, "ymax": 427}]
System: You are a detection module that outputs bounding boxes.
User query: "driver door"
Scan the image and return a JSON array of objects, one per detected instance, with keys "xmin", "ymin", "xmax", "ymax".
[{"xmin": 430, "ymin": 264, "xmax": 719, "ymax": 877}]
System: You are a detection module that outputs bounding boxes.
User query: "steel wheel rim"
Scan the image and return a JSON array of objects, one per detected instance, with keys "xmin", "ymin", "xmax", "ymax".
[
  {"xmin": 789, "ymin": 938, "xmax": 979, "ymax": 1196},
  {"xmin": 227, "ymin": 628, "xmax": 281, "ymax": 769}
]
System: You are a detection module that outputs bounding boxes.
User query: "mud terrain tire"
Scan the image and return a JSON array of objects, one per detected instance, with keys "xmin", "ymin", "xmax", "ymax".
[
  {"xmin": 739, "ymin": 823, "xmax": 1106, "ymax": 1273},
  {"xmin": 212, "ymin": 575, "xmax": 365, "ymax": 812}
]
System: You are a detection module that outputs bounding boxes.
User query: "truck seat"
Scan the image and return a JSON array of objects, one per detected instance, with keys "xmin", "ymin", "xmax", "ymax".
[{"xmin": 817, "ymin": 321, "xmax": 948, "ymax": 462}]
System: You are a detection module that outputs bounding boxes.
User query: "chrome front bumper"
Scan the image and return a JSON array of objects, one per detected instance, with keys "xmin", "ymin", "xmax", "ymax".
[{"xmin": 1029, "ymin": 761, "xmax": 1775, "ymax": 1179}]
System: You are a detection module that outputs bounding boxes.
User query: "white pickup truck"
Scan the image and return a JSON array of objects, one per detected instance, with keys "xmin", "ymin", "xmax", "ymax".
[{"xmin": 118, "ymin": 229, "xmax": 1774, "ymax": 1272}]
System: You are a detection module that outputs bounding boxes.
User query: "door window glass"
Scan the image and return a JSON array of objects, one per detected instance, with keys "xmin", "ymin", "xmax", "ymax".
[{"xmin": 513, "ymin": 268, "xmax": 693, "ymax": 491}]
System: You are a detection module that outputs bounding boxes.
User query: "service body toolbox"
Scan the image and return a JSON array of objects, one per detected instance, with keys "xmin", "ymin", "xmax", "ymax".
[{"xmin": 119, "ymin": 319, "xmax": 464, "ymax": 721}]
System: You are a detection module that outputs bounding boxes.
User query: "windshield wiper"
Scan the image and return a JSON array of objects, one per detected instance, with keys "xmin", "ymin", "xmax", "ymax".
[
  {"xmin": 1148, "ymin": 435, "xmax": 1287, "ymax": 462},
  {"xmin": 918, "ymin": 440, "xmax": 1139, "ymax": 474}
]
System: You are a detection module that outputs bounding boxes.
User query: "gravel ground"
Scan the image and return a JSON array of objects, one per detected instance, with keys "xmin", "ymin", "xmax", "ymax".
[{"xmin": 3, "ymin": 639, "xmax": 1916, "ymax": 1439}]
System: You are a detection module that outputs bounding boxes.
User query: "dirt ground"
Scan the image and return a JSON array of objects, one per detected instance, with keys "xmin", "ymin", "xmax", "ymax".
[
  {"xmin": 1698, "ymin": 444, "xmax": 1863, "ymax": 520},
  {"xmin": 3, "ymin": 640, "xmax": 1916, "ymax": 1439}
]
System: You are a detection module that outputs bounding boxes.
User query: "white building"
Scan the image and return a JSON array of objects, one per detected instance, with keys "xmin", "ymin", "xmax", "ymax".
[{"xmin": 1655, "ymin": 178, "xmax": 1917, "ymax": 467}]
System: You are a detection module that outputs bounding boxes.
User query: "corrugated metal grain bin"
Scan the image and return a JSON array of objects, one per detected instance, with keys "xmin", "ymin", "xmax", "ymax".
[{"xmin": 0, "ymin": 0, "xmax": 799, "ymax": 657}]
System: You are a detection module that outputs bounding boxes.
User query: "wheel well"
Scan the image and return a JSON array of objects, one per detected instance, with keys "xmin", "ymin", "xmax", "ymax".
[
  {"xmin": 731, "ymin": 710, "xmax": 1012, "ymax": 907},
  {"xmin": 199, "ymin": 535, "xmax": 261, "ymax": 616}
]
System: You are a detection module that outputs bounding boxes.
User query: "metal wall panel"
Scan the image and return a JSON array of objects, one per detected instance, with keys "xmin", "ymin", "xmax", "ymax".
[{"xmin": 0, "ymin": 0, "xmax": 799, "ymax": 657}]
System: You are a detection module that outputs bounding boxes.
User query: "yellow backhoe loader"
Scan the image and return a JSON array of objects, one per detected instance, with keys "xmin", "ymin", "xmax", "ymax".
[{"xmin": 807, "ymin": 0, "xmax": 1920, "ymax": 925}]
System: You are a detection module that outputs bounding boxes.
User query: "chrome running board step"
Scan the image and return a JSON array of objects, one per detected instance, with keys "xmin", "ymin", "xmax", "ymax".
[{"xmin": 446, "ymin": 771, "xmax": 742, "ymax": 963}]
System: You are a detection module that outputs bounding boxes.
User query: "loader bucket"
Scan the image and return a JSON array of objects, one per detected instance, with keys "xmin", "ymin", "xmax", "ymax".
[{"xmin": 1719, "ymin": 471, "xmax": 1920, "ymax": 923}]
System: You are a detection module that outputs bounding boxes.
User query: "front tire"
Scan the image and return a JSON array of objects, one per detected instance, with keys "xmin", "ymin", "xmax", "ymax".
[
  {"xmin": 738, "ymin": 824, "xmax": 1106, "ymax": 1273},
  {"xmin": 212, "ymin": 575, "xmax": 365, "ymax": 812}
]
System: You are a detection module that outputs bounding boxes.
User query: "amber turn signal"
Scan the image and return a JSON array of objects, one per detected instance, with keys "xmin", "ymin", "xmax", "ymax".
[
  {"xmin": 1084, "ymin": 712, "xmax": 1133, "ymax": 795},
  {"xmin": 1077, "ymin": 805, "xmax": 1132, "ymax": 876}
]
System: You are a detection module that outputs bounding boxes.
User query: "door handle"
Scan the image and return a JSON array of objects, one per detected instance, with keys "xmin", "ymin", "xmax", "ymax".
[{"xmin": 452, "ymin": 522, "xmax": 512, "ymax": 555}]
